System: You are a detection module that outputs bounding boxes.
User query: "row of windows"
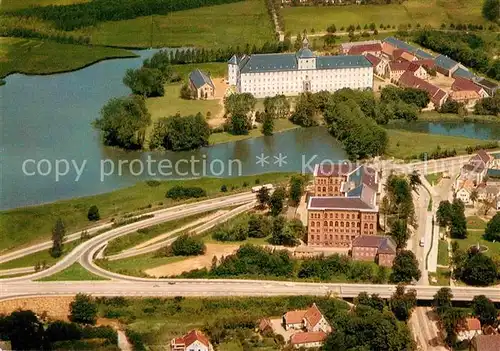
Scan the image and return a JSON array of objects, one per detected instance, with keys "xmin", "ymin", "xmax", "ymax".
[
  {"xmin": 311, "ymin": 228, "xmax": 360, "ymax": 234},
  {"xmin": 310, "ymin": 234, "xmax": 356, "ymax": 241},
  {"xmin": 316, "ymin": 178, "xmax": 343, "ymax": 185},
  {"xmin": 310, "ymin": 213, "xmax": 361, "ymax": 220},
  {"xmin": 310, "ymin": 221, "xmax": 374, "ymax": 229}
]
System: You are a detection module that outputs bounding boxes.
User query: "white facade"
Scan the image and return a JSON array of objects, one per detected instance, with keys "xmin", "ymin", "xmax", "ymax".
[
  {"xmin": 456, "ymin": 188, "xmax": 471, "ymax": 205},
  {"xmin": 228, "ymin": 39, "xmax": 373, "ymax": 98}
]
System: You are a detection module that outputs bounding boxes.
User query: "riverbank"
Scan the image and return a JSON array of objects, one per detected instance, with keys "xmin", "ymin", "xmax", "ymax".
[
  {"xmin": 418, "ymin": 111, "xmax": 499, "ymax": 123},
  {"xmin": 0, "ymin": 37, "xmax": 138, "ymax": 79},
  {"xmin": 0, "ymin": 173, "xmax": 293, "ymax": 253}
]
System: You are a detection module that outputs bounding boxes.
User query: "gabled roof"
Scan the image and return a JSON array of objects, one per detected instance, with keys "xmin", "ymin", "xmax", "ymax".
[
  {"xmin": 383, "ymin": 37, "xmax": 418, "ymax": 54},
  {"xmin": 476, "ymin": 78, "xmax": 499, "ymax": 89},
  {"xmin": 290, "ymin": 331, "xmax": 327, "ymax": 345},
  {"xmin": 189, "ymin": 69, "xmax": 214, "ymax": 89},
  {"xmin": 178, "ymin": 330, "xmax": 210, "ymax": 348},
  {"xmin": 304, "ymin": 303, "xmax": 324, "ymax": 328},
  {"xmin": 407, "ymin": 62, "xmax": 423, "ymax": 73},
  {"xmin": 389, "ymin": 61, "xmax": 411, "ymax": 71},
  {"xmin": 284, "ymin": 310, "xmax": 307, "ymax": 324},
  {"xmin": 414, "ymin": 59, "xmax": 435, "ymax": 69},
  {"xmin": 474, "ymin": 149, "xmax": 492, "ymax": 164},
  {"xmin": 449, "ymin": 90, "xmax": 480, "ymax": 101},
  {"xmin": 341, "ymin": 40, "xmax": 381, "ymax": 50},
  {"xmin": 435, "ymin": 54, "xmax": 459, "ymax": 70},
  {"xmin": 415, "ymin": 48, "xmax": 434, "ymax": 59},
  {"xmin": 452, "ymin": 77, "xmax": 485, "ymax": 94},
  {"xmin": 472, "ymin": 334, "xmax": 500, "ymax": 351},
  {"xmin": 352, "ymin": 235, "xmax": 396, "ymax": 255},
  {"xmin": 393, "ymin": 49, "xmax": 416, "ymax": 62},
  {"xmin": 365, "ymin": 53, "xmax": 382, "ymax": 67},
  {"xmin": 398, "ymin": 71, "xmax": 447, "ymax": 106},
  {"xmin": 347, "ymin": 43, "xmax": 382, "ymax": 55},
  {"xmin": 452, "ymin": 67, "xmax": 476, "ymax": 80},
  {"xmin": 313, "ymin": 163, "xmax": 358, "ymax": 177},
  {"xmin": 316, "ymin": 55, "xmax": 372, "ymax": 69},
  {"xmin": 308, "ymin": 196, "xmax": 376, "ymax": 211},
  {"xmin": 432, "ymin": 89, "xmax": 447, "ymax": 106},
  {"xmin": 258, "ymin": 318, "xmax": 272, "ymax": 331},
  {"xmin": 240, "ymin": 53, "xmax": 297, "ymax": 73},
  {"xmin": 228, "ymin": 54, "xmax": 238, "ymax": 65}
]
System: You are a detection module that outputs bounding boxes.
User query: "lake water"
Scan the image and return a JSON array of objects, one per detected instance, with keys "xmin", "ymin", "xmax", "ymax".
[{"xmin": 1, "ymin": 51, "xmax": 499, "ymax": 210}]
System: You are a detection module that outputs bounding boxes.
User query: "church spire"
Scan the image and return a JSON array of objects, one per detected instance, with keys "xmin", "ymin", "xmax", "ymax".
[{"xmin": 302, "ymin": 33, "xmax": 309, "ymax": 49}]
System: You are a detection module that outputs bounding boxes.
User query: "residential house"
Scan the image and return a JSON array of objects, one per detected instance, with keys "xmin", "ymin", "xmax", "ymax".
[
  {"xmin": 290, "ymin": 331, "xmax": 328, "ymax": 349},
  {"xmin": 398, "ymin": 71, "xmax": 448, "ymax": 109},
  {"xmin": 457, "ymin": 318, "xmax": 482, "ymax": 341},
  {"xmin": 365, "ymin": 53, "xmax": 387, "ymax": 77},
  {"xmin": 387, "ymin": 61, "xmax": 410, "ymax": 81},
  {"xmin": 456, "ymin": 187, "xmax": 472, "ymax": 205},
  {"xmin": 452, "ymin": 77, "xmax": 489, "ymax": 98},
  {"xmin": 340, "ymin": 40, "xmax": 382, "ymax": 55},
  {"xmin": 351, "ymin": 235, "xmax": 396, "ymax": 267},
  {"xmin": 407, "ymin": 62, "xmax": 428, "ymax": 80},
  {"xmin": 449, "ymin": 90, "xmax": 481, "ymax": 109},
  {"xmin": 456, "ymin": 150, "xmax": 493, "ymax": 188},
  {"xmin": 283, "ymin": 303, "xmax": 332, "ymax": 333},
  {"xmin": 308, "ymin": 164, "xmax": 379, "ymax": 248},
  {"xmin": 435, "ymin": 55, "xmax": 461, "ymax": 77},
  {"xmin": 475, "ymin": 78, "xmax": 499, "ymax": 97},
  {"xmin": 471, "ymin": 334, "xmax": 500, "ymax": 351},
  {"xmin": 189, "ymin": 69, "xmax": 215, "ymax": 99},
  {"xmin": 393, "ymin": 49, "xmax": 417, "ymax": 63},
  {"xmin": 171, "ymin": 330, "xmax": 213, "ymax": 351}
]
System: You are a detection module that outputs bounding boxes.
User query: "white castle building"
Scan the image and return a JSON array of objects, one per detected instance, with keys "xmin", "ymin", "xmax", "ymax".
[{"xmin": 228, "ymin": 38, "xmax": 373, "ymax": 98}]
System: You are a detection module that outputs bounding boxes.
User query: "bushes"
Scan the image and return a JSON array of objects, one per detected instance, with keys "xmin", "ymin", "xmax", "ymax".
[
  {"xmin": 125, "ymin": 329, "xmax": 147, "ymax": 351},
  {"xmin": 70, "ymin": 293, "xmax": 98, "ymax": 325},
  {"xmin": 212, "ymin": 223, "xmax": 248, "ymax": 242},
  {"xmin": 87, "ymin": 205, "xmax": 100, "ymax": 221},
  {"xmin": 165, "ymin": 185, "xmax": 207, "ymax": 200},
  {"xmin": 45, "ymin": 321, "xmax": 117, "ymax": 346},
  {"xmin": 171, "ymin": 234, "xmax": 206, "ymax": 256}
]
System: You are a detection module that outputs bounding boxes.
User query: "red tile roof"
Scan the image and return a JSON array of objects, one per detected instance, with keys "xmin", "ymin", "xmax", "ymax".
[
  {"xmin": 389, "ymin": 61, "xmax": 411, "ymax": 72},
  {"xmin": 181, "ymin": 330, "xmax": 210, "ymax": 348},
  {"xmin": 348, "ymin": 43, "xmax": 382, "ymax": 55},
  {"xmin": 414, "ymin": 59, "xmax": 435, "ymax": 69},
  {"xmin": 259, "ymin": 318, "xmax": 272, "ymax": 331},
  {"xmin": 398, "ymin": 71, "xmax": 447, "ymax": 107},
  {"xmin": 304, "ymin": 303, "xmax": 323, "ymax": 328},
  {"xmin": 284, "ymin": 310, "xmax": 307, "ymax": 324},
  {"xmin": 290, "ymin": 331, "xmax": 327, "ymax": 345},
  {"xmin": 352, "ymin": 235, "xmax": 397, "ymax": 254},
  {"xmin": 467, "ymin": 318, "xmax": 482, "ymax": 331},
  {"xmin": 452, "ymin": 77, "xmax": 485, "ymax": 94},
  {"xmin": 473, "ymin": 335, "xmax": 500, "ymax": 351},
  {"xmin": 382, "ymin": 42, "xmax": 395, "ymax": 56},
  {"xmin": 393, "ymin": 49, "xmax": 416, "ymax": 62},
  {"xmin": 449, "ymin": 90, "xmax": 480, "ymax": 101},
  {"xmin": 365, "ymin": 53, "xmax": 381, "ymax": 67}
]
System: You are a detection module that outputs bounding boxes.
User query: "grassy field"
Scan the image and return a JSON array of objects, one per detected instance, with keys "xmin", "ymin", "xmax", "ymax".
[
  {"xmin": 1, "ymin": 0, "xmax": 89, "ymax": 10},
  {"xmin": 97, "ymin": 296, "xmax": 349, "ymax": 349},
  {"xmin": 452, "ymin": 218, "xmax": 500, "ymax": 257},
  {"xmin": 429, "ymin": 267, "xmax": 450, "ymax": 286},
  {"xmin": 0, "ymin": 240, "xmax": 81, "ymax": 270},
  {"xmin": 84, "ymin": 0, "xmax": 274, "ymax": 49},
  {"xmin": 437, "ymin": 239, "xmax": 449, "ymax": 266},
  {"xmin": 425, "ymin": 172, "xmax": 443, "ymax": 186},
  {"xmin": 283, "ymin": 0, "xmax": 486, "ymax": 33},
  {"xmin": 385, "ymin": 129, "xmax": 495, "ymax": 160},
  {"xmin": 37, "ymin": 262, "xmax": 108, "ymax": 281},
  {"xmin": 0, "ymin": 173, "xmax": 294, "ymax": 253},
  {"xmin": 146, "ymin": 84, "xmax": 222, "ymax": 123},
  {"xmin": 97, "ymin": 254, "xmax": 185, "ymax": 277},
  {"xmin": 104, "ymin": 211, "xmax": 214, "ymax": 255},
  {"xmin": 467, "ymin": 216, "xmax": 488, "ymax": 230},
  {"xmin": 209, "ymin": 119, "xmax": 300, "ymax": 145},
  {"xmin": 0, "ymin": 37, "xmax": 137, "ymax": 78}
]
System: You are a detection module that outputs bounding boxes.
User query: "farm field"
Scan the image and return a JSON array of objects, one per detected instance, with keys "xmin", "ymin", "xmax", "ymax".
[
  {"xmin": 0, "ymin": 37, "xmax": 136, "ymax": 78},
  {"xmin": 282, "ymin": 0, "xmax": 486, "ymax": 33},
  {"xmin": 85, "ymin": 0, "xmax": 274, "ymax": 49}
]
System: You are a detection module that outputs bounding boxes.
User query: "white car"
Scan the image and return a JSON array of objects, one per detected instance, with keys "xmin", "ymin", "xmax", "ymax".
[{"xmin": 419, "ymin": 238, "xmax": 425, "ymax": 247}]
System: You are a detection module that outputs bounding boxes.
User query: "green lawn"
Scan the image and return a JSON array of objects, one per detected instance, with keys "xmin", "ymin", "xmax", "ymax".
[
  {"xmin": 0, "ymin": 173, "xmax": 294, "ymax": 253},
  {"xmin": 0, "ymin": 240, "xmax": 81, "ymax": 270},
  {"xmin": 425, "ymin": 172, "xmax": 443, "ymax": 186},
  {"xmin": 86, "ymin": 0, "xmax": 274, "ymax": 49},
  {"xmin": 37, "ymin": 262, "xmax": 108, "ymax": 281},
  {"xmin": 97, "ymin": 253, "xmax": 186, "ymax": 277},
  {"xmin": 283, "ymin": 0, "xmax": 486, "ymax": 33},
  {"xmin": 429, "ymin": 267, "xmax": 450, "ymax": 286},
  {"xmin": 146, "ymin": 83, "xmax": 222, "ymax": 123},
  {"xmin": 104, "ymin": 211, "xmax": 215, "ymax": 255},
  {"xmin": 437, "ymin": 240, "xmax": 449, "ymax": 266},
  {"xmin": 452, "ymin": 228, "xmax": 500, "ymax": 257},
  {"xmin": 209, "ymin": 119, "xmax": 300, "ymax": 145},
  {"xmin": 385, "ymin": 129, "xmax": 496, "ymax": 160},
  {"xmin": 172, "ymin": 63, "xmax": 227, "ymax": 81},
  {"xmin": 467, "ymin": 216, "xmax": 488, "ymax": 230},
  {"xmin": 0, "ymin": 37, "xmax": 137, "ymax": 78}
]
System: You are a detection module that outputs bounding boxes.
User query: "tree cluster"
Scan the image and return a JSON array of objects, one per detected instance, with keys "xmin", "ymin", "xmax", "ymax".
[
  {"xmin": 165, "ymin": 185, "xmax": 207, "ymax": 200},
  {"xmin": 432, "ymin": 288, "xmax": 467, "ymax": 346},
  {"xmin": 50, "ymin": 217, "xmax": 66, "ymax": 258},
  {"xmin": 93, "ymin": 95, "xmax": 151, "ymax": 150},
  {"xmin": 381, "ymin": 86, "xmax": 430, "ymax": 110},
  {"xmin": 390, "ymin": 250, "xmax": 421, "ymax": 283},
  {"xmin": 149, "ymin": 113, "xmax": 210, "ymax": 151},
  {"xmin": 482, "ymin": 0, "xmax": 500, "ymax": 22},
  {"xmin": 382, "ymin": 174, "xmax": 416, "ymax": 227},
  {"xmin": 436, "ymin": 199, "xmax": 467, "ymax": 239},
  {"xmin": 484, "ymin": 213, "xmax": 500, "ymax": 242},
  {"xmin": 474, "ymin": 91, "xmax": 500, "ymax": 116},
  {"xmin": 224, "ymin": 93, "xmax": 257, "ymax": 135},
  {"xmin": 11, "ymin": 0, "xmax": 244, "ymax": 31},
  {"xmin": 452, "ymin": 245, "xmax": 498, "ymax": 286},
  {"xmin": 170, "ymin": 234, "xmax": 206, "ymax": 256}
]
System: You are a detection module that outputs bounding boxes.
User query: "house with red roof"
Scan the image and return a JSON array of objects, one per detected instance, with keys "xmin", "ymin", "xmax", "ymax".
[
  {"xmin": 365, "ymin": 53, "xmax": 387, "ymax": 77},
  {"xmin": 170, "ymin": 330, "xmax": 213, "ymax": 351},
  {"xmin": 457, "ymin": 318, "xmax": 482, "ymax": 341},
  {"xmin": 290, "ymin": 331, "xmax": 328, "ymax": 349},
  {"xmin": 393, "ymin": 49, "xmax": 417, "ymax": 63},
  {"xmin": 449, "ymin": 90, "xmax": 481, "ymax": 109},
  {"xmin": 406, "ymin": 62, "xmax": 428, "ymax": 80},
  {"xmin": 282, "ymin": 303, "xmax": 332, "ymax": 333},
  {"xmin": 452, "ymin": 77, "xmax": 489, "ymax": 98},
  {"xmin": 347, "ymin": 43, "xmax": 383, "ymax": 56},
  {"xmin": 352, "ymin": 235, "xmax": 397, "ymax": 267},
  {"xmin": 387, "ymin": 61, "xmax": 411, "ymax": 81}
]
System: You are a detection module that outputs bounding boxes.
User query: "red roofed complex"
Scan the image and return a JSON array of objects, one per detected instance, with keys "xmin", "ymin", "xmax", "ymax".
[
  {"xmin": 365, "ymin": 53, "xmax": 387, "ymax": 76},
  {"xmin": 347, "ymin": 43, "xmax": 383, "ymax": 56},
  {"xmin": 387, "ymin": 61, "xmax": 411, "ymax": 81},
  {"xmin": 290, "ymin": 331, "xmax": 328, "ymax": 349},
  {"xmin": 282, "ymin": 303, "xmax": 332, "ymax": 333},
  {"xmin": 449, "ymin": 90, "xmax": 481, "ymax": 108},
  {"xmin": 452, "ymin": 77, "xmax": 489, "ymax": 98},
  {"xmin": 398, "ymin": 71, "xmax": 447, "ymax": 108},
  {"xmin": 457, "ymin": 318, "xmax": 482, "ymax": 341},
  {"xmin": 393, "ymin": 49, "xmax": 417, "ymax": 62},
  {"xmin": 171, "ymin": 330, "xmax": 213, "ymax": 351}
]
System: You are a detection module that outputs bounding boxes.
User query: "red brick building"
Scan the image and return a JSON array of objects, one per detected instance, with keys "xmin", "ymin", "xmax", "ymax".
[
  {"xmin": 351, "ymin": 235, "xmax": 396, "ymax": 267},
  {"xmin": 307, "ymin": 164, "xmax": 379, "ymax": 248}
]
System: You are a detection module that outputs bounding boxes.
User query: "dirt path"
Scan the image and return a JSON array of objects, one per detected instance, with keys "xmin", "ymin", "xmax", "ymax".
[{"xmin": 144, "ymin": 243, "xmax": 239, "ymax": 277}]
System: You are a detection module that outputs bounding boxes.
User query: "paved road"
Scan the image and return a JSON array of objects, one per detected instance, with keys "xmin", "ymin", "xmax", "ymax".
[
  {"xmin": 0, "ymin": 193, "xmax": 256, "ymax": 282},
  {"xmin": 2, "ymin": 280, "xmax": 500, "ymax": 301}
]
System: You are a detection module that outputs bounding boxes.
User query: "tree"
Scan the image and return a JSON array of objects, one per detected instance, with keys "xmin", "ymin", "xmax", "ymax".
[
  {"xmin": 263, "ymin": 95, "xmax": 290, "ymax": 119},
  {"xmin": 70, "ymin": 293, "xmax": 98, "ymax": 325},
  {"xmin": 271, "ymin": 216, "xmax": 286, "ymax": 243},
  {"xmin": 288, "ymin": 175, "xmax": 305, "ymax": 205},
  {"xmin": 436, "ymin": 200, "xmax": 453, "ymax": 228},
  {"xmin": 460, "ymin": 249, "xmax": 497, "ymax": 286},
  {"xmin": 87, "ymin": 205, "xmax": 100, "ymax": 221},
  {"xmin": 220, "ymin": 184, "xmax": 227, "ymax": 192},
  {"xmin": 180, "ymin": 83, "xmax": 194, "ymax": 100},
  {"xmin": 256, "ymin": 187, "xmax": 270, "ymax": 208},
  {"xmin": 409, "ymin": 170, "xmax": 422, "ymax": 192},
  {"xmin": 261, "ymin": 112, "xmax": 274, "ymax": 136},
  {"xmin": 50, "ymin": 217, "xmax": 66, "ymax": 258},
  {"xmin": 450, "ymin": 199, "xmax": 467, "ymax": 239},
  {"xmin": 469, "ymin": 189, "xmax": 478, "ymax": 205},
  {"xmin": 123, "ymin": 67, "xmax": 165, "ymax": 97},
  {"xmin": 433, "ymin": 287, "xmax": 453, "ymax": 316},
  {"xmin": 355, "ymin": 292, "xmax": 385, "ymax": 312},
  {"xmin": 380, "ymin": 196, "xmax": 390, "ymax": 231},
  {"xmin": 269, "ymin": 186, "xmax": 286, "ymax": 216},
  {"xmin": 247, "ymin": 214, "xmax": 271, "ymax": 238},
  {"xmin": 5, "ymin": 310, "xmax": 45, "ymax": 350},
  {"xmin": 484, "ymin": 212, "xmax": 500, "ymax": 242},
  {"xmin": 150, "ymin": 113, "xmax": 210, "ymax": 151},
  {"xmin": 93, "ymin": 95, "xmax": 151, "ymax": 150},
  {"xmin": 142, "ymin": 50, "xmax": 175, "ymax": 81},
  {"xmin": 171, "ymin": 234, "xmax": 206, "ymax": 256},
  {"xmin": 390, "ymin": 250, "xmax": 421, "ymax": 283},
  {"xmin": 390, "ymin": 285, "xmax": 417, "ymax": 321},
  {"xmin": 230, "ymin": 112, "xmax": 251, "ymax": 135},
  {"xmin": 390, "ymin": 219, "xmax": 411, "ymax": 250},
  {"xmin": 326, "ymin": 24, "xmax": 336, "ymax": 33},
  {"xmin": 482, "ymin": 0, "xmax": 500, "ymax": 21},
  {"xmin": 472, "ymin": 295, "xmax": 497, "ymax": 326}
]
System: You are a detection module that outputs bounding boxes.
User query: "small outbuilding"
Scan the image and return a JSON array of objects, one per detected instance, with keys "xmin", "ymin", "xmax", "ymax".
[{"xmin": 189, "ymin": 69, "xmax": 215, "ymax": 99}]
